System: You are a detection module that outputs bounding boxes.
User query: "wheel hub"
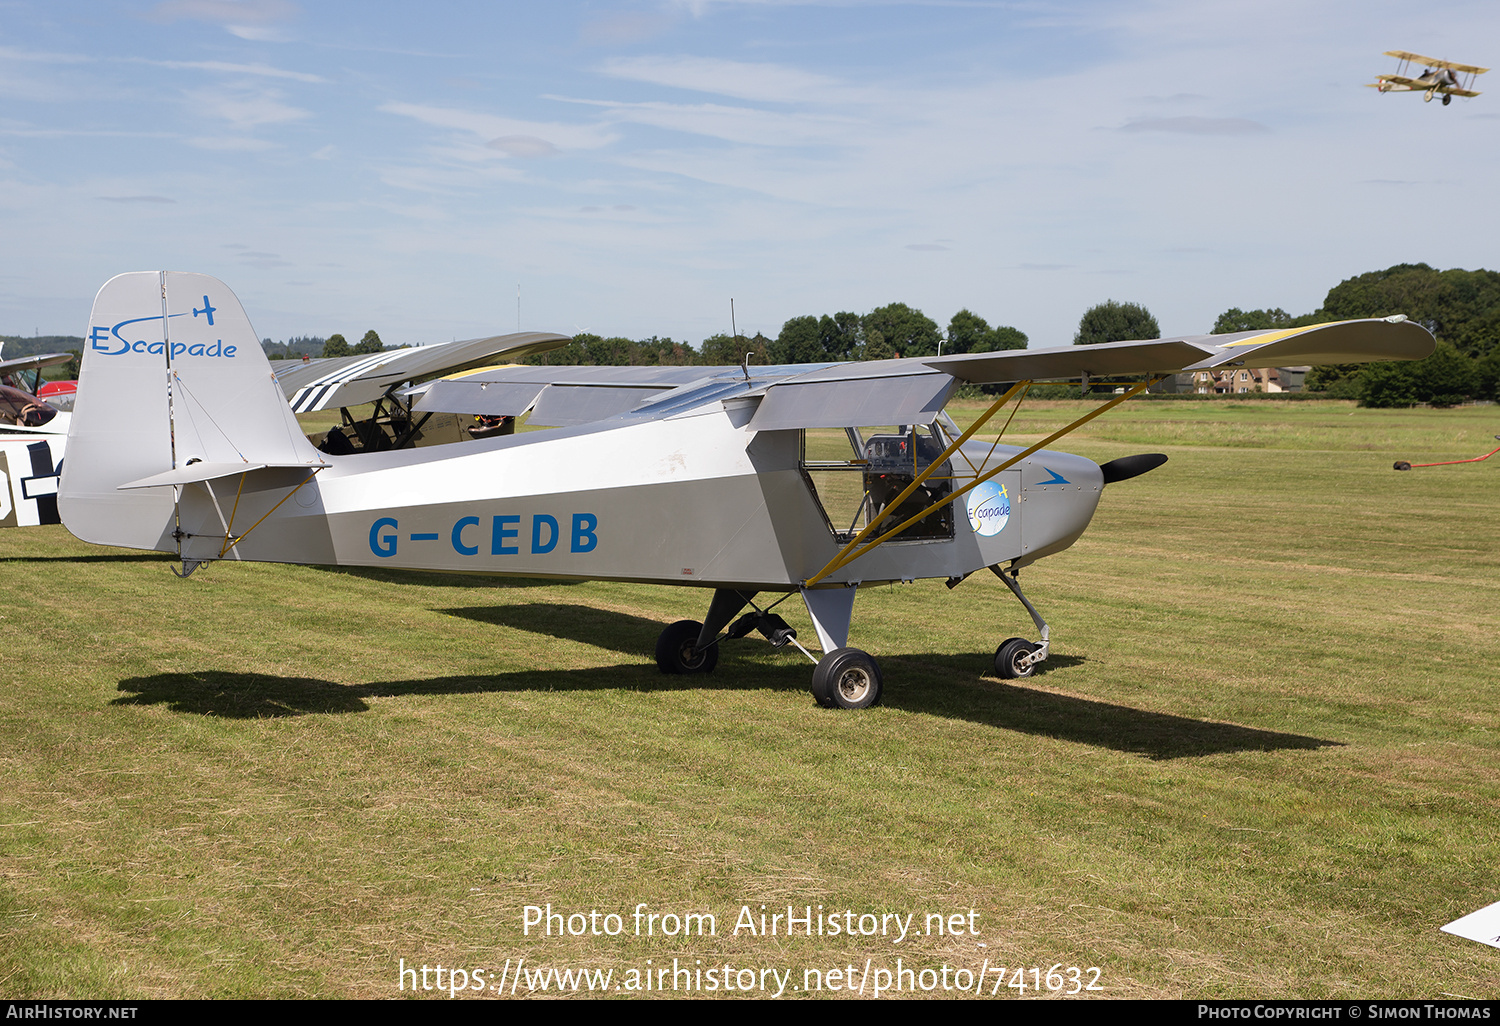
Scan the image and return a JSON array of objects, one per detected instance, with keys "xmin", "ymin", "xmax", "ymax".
[{"xmin": 837, "ymin": 668, "xmax": 871, "ymax": 704}]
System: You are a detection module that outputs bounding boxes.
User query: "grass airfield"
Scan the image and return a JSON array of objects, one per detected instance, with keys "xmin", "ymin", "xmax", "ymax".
[{"xmin": 1, "ymin": 399, "xmax": 1497, "ymax": 999}]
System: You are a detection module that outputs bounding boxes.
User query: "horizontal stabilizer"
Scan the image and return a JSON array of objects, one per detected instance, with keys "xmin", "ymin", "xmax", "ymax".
[{"xmin": 118, "ymin": 459, "xmax": 328, "ymax": 491}]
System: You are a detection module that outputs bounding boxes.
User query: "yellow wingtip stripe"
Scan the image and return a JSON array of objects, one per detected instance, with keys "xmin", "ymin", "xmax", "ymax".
[{"xmin": 1215, "ymin": 321, "xmax": 1350, "ymax": 348}]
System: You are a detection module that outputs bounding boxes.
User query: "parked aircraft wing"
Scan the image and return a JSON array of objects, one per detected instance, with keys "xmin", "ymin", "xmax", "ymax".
[
  {"xmin": 0, "ymin": 352, "xmax": 73, "ymax": 378},
  {"xmin": 746, "ymin": 364, "xmax": 956, "ymax": 431},
  {"xmin": 276, "ymin": 331, "xmax": 571, "ymax": 414},
  {"xmin": 922, "ymin": 319, "xmax": 1433, "ymax": 383},
  {"xmin": 413, "ymin": 365, "xmax": 713, "ymax": 422},
  {"xmin": 1180, "ymin": 317, "xmax": 1434, "ymax": 368},
  {"xmin": 923, "ymin": 339, "xmax": 1208, "ymax": 383},
  {"xmin": 411, "ymin": 319, "xmax": 1432, "ymax": 431}
]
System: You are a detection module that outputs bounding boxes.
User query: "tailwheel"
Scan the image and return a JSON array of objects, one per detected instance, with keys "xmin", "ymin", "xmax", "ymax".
[
  {"xmin": 811, "ymin": 648, "xmax": 883, "ymax": 709},
  {"xmin": 995, "ymin": 637, "xmax": 1040, "ymax": 680},
  {"xmin": 655, "ymin": 620, "xmax": 718, "ymax": 674}
]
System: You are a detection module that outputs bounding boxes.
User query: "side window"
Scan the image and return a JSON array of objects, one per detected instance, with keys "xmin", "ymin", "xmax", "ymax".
[{"xmin": 799, "ymin": 422, "xmax": 954, "ymax": 542}]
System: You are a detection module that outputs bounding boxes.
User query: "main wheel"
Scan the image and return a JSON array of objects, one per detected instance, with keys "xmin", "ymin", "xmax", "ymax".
[
  {"xmin": 1442, "ymin": 93, "xmax": 1452, "ymax": 106},
  {"xmin": 811, "ymin": 648, "xmax": 883, "ymax": 709},
  {"xmin": 995, "ymin": 637, "xmax": 1039, "ymax": 680},
  {"xmin": 655, "ymin": 620, "xmax": 718, "ymax": 674}
]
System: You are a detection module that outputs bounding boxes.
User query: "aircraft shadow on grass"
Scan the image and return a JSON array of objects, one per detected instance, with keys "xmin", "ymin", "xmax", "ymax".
[
  {"xmin": 309, "ymin": 565, "xmax": 585, "ymax": 591},
  {"xmin": 0, "ymin": 553, "xmax": 174, "ymax": 564},
  {"xmin": 113, "ymin": 602, "xmax": 1337, "ymax": 760}
]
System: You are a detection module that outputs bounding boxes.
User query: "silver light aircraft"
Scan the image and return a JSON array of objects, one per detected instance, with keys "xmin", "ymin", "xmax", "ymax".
[{"xmin": 59, "ymin": 272, "xmax": 1435, "ymax": 708}]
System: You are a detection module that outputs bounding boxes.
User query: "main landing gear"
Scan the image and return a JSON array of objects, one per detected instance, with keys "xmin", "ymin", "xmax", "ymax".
[
  {"xmin": 655, "ymin": 566, "xmax": 1049, "ymax": 706},
  {"xmin": 654, "ymin": 587, "xmax": 883, "ymax": 709},
  {"xmin": 810, "ymin": 648, "xmax": 882, "ymax": 709}
]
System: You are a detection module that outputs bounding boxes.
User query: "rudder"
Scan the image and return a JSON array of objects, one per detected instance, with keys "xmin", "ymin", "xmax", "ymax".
[{"xmin": 59, "ymin": 272, "xmax": 324, "ymax": 551}]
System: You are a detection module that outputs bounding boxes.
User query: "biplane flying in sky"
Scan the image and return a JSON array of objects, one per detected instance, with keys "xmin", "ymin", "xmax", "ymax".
[
  {"xmin": 58, "ymin": 273, "xmax": 1434, "ymax": 709},
  {"xmin": 1370, "ymin": 50, "xmax": 1488, "ymax": 105}
]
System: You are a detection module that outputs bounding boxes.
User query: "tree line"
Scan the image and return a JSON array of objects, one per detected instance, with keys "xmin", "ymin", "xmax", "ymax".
[
  {"xmin": 242, "ymin": 263, "xmax": 1500, "ymax": 409},
  {"xmin": 523, "ymin": 303, "xmax": 1027, "ymax": 368},
  {"xmin": 1210, "ymin": 264, "xmax": 1500, "ymax": 407}
]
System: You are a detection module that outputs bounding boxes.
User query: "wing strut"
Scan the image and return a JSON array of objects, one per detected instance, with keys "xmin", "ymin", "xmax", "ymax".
[{"xmin": 803, "ymin": 378, "xmax": 1157, "ymax": 586}]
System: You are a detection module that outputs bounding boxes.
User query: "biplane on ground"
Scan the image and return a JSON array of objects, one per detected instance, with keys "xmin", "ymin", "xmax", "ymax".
[
  {"xmin": 1370, "ymin": 50, "xmax": 1488, "ymax": 105},
  {"xmin": 58, "ymin": 273, "xmax": 1434, "ymax": 709},
  {"xmin": 0, "ymin": 315, "xmax": 562, "ymax": 530},
  {"xmin": 270, "ymin": 332, "xmax": 569, "ymax": 453},
  {"xmin": 0, "ymin": 351, "xmax": 74, "ymax": 528}
]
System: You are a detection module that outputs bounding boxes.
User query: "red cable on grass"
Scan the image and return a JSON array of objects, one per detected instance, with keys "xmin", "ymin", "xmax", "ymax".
[{"xmin": 1394, "ymin": 436, "xmax": 1500, "ymax": 471}]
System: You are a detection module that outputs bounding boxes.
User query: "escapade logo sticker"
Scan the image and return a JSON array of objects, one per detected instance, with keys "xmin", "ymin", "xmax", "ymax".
[
  {"xmin": 88, "ymin": 295, "xmax": 238, "ymax": 359},
  {"xmin": 966, "ymin": 480, "xmax": 1010, "ymax": 536}
]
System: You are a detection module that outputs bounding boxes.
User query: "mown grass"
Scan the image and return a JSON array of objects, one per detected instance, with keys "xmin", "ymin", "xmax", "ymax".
[{"xmin": 0, "ymin": 400, "xmax": 1496, "ymax": 998}]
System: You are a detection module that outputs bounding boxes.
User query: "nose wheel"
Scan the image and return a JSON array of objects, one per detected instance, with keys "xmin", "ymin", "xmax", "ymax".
[
  {"xmin": 994, "ymin": 637, "xmax": 1043, "ymax": 679},
  {"xmin": 990, "ymin": 565, "xmax": 1051, "ymax": 678}
]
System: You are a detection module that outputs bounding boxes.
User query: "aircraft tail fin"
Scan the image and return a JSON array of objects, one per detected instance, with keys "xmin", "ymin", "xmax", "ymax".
[{"xmin": 59, "ymin": 272, "xmax": 326, "ymax": 551}]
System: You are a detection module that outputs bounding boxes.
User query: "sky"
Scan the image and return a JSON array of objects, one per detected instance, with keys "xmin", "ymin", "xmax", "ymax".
[{"xmin": 2, "ymin": 0, "xmax": 1497, "ymax": 350}]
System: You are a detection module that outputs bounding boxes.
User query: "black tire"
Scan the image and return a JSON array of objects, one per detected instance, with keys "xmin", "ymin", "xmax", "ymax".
[
  {"xmin": 1393, "ymin": 461, "xmax": 1411, "ymax": 471},
  {"xmin": 655, "ymin": 620, "xmax": 717, "ymax": 674},
  {"xmin": 995, "ymin": 637, "xmax": 1038, "ymax": 680},
  {"xmin": 811, "ymin": 648, "xmax": 883, "ymax": 709}
]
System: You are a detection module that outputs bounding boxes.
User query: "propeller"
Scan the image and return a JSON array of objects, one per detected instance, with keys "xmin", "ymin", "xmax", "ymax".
[{"xmin": 1100, "ymin": 453, "xmax": 1168, "ymax": 484}]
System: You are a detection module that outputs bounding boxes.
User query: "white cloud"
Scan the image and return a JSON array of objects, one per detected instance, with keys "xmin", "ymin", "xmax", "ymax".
[
  {"xmin": 189, "ymin": 86, "xmax": 312, "ymax": 129},
  {"xmin": 487, "ymin": 135, "xmax": 559, "ymax": 158},
  {"xmin": 138, "ymin": 59, "xmax": 324, "ymax": 83},
  {"xmin": 599, "ymin": 55, "xmax": 852, "ymax": 104},
  {"xmin": 580, "ymin": 12, "xmax": 675, "ymax": 45},
  {"xmin": 1120, "ymin": 116, "xmax": 1270, "ymax": 134},
  {"xmin": 189, "ymin": 135, "xmax": 277, "ymax": 151},
  {"xmin": 148, "ymin": 0, "xmax": 298, "ymax": 27},
  {"xmin": 556, "ymin": 96, "xmax": 863, "ymax": 148},
  {"xmin": 380, "ymin": 102, "xmax": 618, "ymax": 152}
]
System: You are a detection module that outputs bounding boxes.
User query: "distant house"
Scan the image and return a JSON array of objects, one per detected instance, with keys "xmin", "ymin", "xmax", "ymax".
[{"xmin": 1189, "ymin": 366, "xmax": 1308, "ymax": 394}]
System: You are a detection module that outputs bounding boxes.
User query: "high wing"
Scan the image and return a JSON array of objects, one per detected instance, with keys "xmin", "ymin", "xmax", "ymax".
[
  {"xmin": 272, "ymin": 331, "xmax": 571, "ymax": 414},
  {"xmin": 413, "ymin": 318, "xmax": 1433, "ymax": 431},
  {"xmin": 1384, "ymin": 51, "xmax": 1490, "ymax": 75},
  {"xmin": 926, "ymin": 316, "xmax": 1433, "ymax": 382},
  {"xmin": 0, "ymin": 352, "xmax": 73, "ymax": 380}
]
